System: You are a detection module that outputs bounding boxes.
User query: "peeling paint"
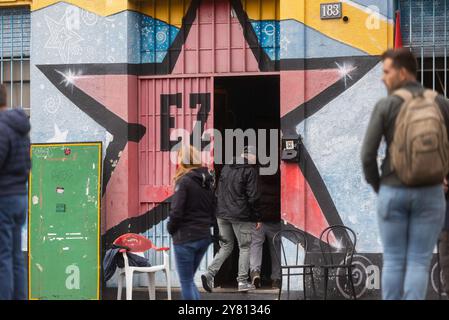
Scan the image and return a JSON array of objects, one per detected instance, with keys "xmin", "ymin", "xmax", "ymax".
[
  {"xmin": 35, "ymin": 263, "xmax": 43, "ymax": 272},
  {"xmin": 86, "ymin": 177, "xmax": 90, "ymax": 196}
]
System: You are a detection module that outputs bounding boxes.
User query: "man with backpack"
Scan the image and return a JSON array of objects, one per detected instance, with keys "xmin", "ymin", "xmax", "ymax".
[{"xmin": 361, "ymin": 48, "xmax": 449, "ymax": 300}]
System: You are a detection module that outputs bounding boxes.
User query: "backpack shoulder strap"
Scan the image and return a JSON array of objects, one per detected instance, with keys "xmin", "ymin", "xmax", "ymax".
[
  {"xmin": 393, "ymin": 88, "xmax": 414, "ymax": 104},
  {"xmin": 423, "ymin": 89, "xmax": 438, "ymax": 102}
]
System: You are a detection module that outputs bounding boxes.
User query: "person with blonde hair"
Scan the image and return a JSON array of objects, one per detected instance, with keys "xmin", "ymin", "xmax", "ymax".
[{"xmin": 167, "ymin": 144, "xmax": 216, "ymax": 300}]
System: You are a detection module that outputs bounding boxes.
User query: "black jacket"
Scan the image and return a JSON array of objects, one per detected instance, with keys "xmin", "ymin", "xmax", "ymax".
[
  {"xmin": 167, "ymin": 167, "xmax": 216, "ymax": 245},
  {"xmin": 216, "ymin": 158, "xmax": 260, "ymax": 222},
  {"xmin": 361, "ymin": 81, "xmax": 449, "ymax": 192},
  {"xmin": 103, "ymin": 245, "xmax": 152, "ymax": 282},
  {"xmin": 255, "ymin": 172, "xmax": 280, "ymax": 223},
  {"xmin": 0, "ymin": 109, "xmax": 31, "ymax": 196}
]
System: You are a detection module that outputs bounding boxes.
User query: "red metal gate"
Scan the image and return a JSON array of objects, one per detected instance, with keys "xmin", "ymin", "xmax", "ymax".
[{"xmin": 138, "ymin": 76, "xmax": 214, "ymax": 215}]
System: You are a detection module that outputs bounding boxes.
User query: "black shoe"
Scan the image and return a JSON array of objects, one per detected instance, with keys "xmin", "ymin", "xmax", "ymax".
[
  {"xmin": 201, "ymin": 274, "xmax": 213, "ymax": 293},
  {"xmin": 253, "ymin": 277, "xmax": 261, "ymax": 289},
  {"xmin": 251, "ymin": 271, "xmax": 261, "ymax": 288}
]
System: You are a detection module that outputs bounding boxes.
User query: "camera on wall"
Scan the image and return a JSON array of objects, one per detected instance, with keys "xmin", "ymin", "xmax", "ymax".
[{"xmin": 281, "ymin": 133, "xmax": 302, "ymax": 163}]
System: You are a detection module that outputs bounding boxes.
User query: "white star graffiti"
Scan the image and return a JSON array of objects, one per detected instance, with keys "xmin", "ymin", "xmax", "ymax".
[
  {"xmin": 47, "ymin": 123, "xmax": 69, "ymax": 143},
  {"xmin": 335, "ymin": 61, "xmax": 358, "ymax": 88},
  {"xmin": 44, "ymin": 14, "xmax": 83, "ymax": 63}
]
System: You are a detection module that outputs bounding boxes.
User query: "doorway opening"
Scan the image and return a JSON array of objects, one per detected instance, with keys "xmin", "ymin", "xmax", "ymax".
[{"xmin": 213, "ymin": 75, "xmax": 281, "ymax": 289}]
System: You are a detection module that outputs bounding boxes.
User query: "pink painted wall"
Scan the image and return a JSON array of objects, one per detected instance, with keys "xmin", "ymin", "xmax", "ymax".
[
  {"xmin": 74, "ymin": 75, "xmax": 139, "ymax": 233},
  {"xmin": 281, "ymin": 70, "xmax": 342, "ymax": 116},
  {"xmin": 171, "ymin": 0, "xmax": 259, "ymax": 75}
]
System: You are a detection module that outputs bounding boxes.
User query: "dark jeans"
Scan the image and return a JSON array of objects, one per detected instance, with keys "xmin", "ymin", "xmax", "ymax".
[
  {"xmin": 174, "ymin": 237, "xmax": 211, "ymax": 300},
  {"xmin": 0, "ymin": 195, "xmax": 27, "ymax": 300}
]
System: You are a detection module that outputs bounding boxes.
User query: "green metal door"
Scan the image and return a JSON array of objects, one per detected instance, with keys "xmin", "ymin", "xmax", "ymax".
[{"xmin": 29, "ymin": 143, "xmax": 102, "ymax": 300}]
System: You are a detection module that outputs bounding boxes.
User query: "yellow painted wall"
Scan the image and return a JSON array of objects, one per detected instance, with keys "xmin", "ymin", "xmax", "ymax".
[
  {"xmin": 137, "ymin": 0, "xmax": 191, "ymax": 28},
  {"xmin": 241, "ymin": 0, "xmax": 280, "ymax": 20},
  {"xmin": 32, "ymin": 0, "xmax": 130, "ymax": 15},
  {"xmin": 277, "ymin": 0, "xmax": 393, "ymax": 55},
  {"xmin": 28, "ymin": 0, "xmax": 393, "ymax": 53},
  {"xmin": 31, "ymin": 0, "xmax": 190, "ymax": 27},
  {"xmin": 0, "ymin": 0, "xmax": 31, "ymax": 7}
]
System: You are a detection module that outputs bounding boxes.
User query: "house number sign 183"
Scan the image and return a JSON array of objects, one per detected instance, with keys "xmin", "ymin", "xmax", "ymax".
[{"xmin": 320, "ymin": 2, "xmax": 342, "ymax": 19}]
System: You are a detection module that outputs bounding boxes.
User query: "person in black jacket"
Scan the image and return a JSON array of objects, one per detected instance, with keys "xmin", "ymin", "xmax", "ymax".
[
  {"xmin": 201, "ymin": 145, "xmax": 260, "ymax": 293},
  {"xmin": 167, "ymin": 144, "xmax": 216, "ymax": 300},
  {"xmin": 249, "ymin": 170, "xmax": 281, "ymax": 289},
  {"xmin": 0, "ymin": 84, "xmax": 31, "ymax": 300}
]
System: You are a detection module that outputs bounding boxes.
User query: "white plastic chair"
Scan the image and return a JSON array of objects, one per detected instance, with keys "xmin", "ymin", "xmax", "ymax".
[{"xmin": 114, "ymin": 233, "xmax": 171, "ymax": 300}]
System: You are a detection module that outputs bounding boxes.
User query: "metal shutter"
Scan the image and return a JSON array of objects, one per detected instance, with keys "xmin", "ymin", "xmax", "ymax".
[
  {"xmin": 0, "ymin": 7, "xmax": 30, "ymax": 58},
  {"xmin": 400, "ymin": 0, "xmax": 448, "ymax": 57}
]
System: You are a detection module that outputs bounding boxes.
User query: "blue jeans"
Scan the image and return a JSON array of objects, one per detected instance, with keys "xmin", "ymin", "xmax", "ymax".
[
  {"xmin": 377, "ymin": 184, "xmax": 445, "ymax": 300},
  {"xmin": 444, "ymin": 197, "xmax": 449, "ymax": 231},
  {"xmin": 0, "ymin": 195, "xmax": 27, "ymax": 300},
  {"xmin": 174, "ymin": 237, "xmax": 211, "ymax": 300}
]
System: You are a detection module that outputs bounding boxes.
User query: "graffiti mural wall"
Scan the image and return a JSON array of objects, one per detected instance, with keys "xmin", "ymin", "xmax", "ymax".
[
  {"xmin": 30, "ymin": 0, "xmax": 442, "ymax": 299},
  {"xmin": 278, "ymin": 0, "xmax": 393, "ymax": 298}
]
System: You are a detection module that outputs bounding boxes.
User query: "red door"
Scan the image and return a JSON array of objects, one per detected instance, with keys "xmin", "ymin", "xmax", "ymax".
[{"xmin": 138, "ymin": 76, "xmax": 214, "ymax": 216}]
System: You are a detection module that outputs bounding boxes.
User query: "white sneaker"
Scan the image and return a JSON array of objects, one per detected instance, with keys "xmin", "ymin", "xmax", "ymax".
[{"xmin": 238, "ymin": 281, "xmax": 256, "ymax": 292}]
